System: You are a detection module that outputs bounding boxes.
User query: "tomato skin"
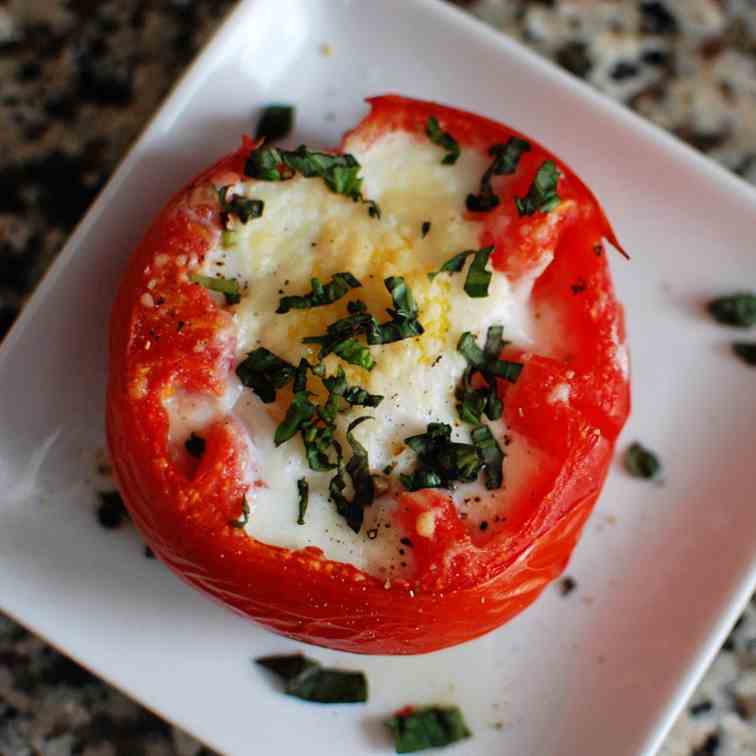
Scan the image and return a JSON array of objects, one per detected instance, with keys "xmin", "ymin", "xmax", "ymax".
[{"xmin": 107, "ymin": 97, "xmax": 629, "ymax": 655}]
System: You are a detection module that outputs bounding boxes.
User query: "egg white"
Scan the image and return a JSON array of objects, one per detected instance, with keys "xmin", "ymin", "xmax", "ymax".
[{"xmin": 166, "ymin": 131, "xmax": 551, "ymax": 576}]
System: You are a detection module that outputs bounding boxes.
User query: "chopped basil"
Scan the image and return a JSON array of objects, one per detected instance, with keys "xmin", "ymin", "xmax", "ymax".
[
  {"xmin": 329, "ymin": 417, "xmax": 375, "ymax": 533},
  {"xmin": 624, "ymin": 442, "xmax": 661, "ymax": 480},
  {"xmin": 385, "ymin": 706, "xmax": 471, "ymax": 753},
  {"xmin": 303, "ymin": 278, "xmax": 423, "ymax": 362},
  {"xmin": 236, "ymin": 347, "xmax": 295, "ymax": 403},
  {"xmin": 515, "ymin": 159, "xmax": 561, "ymax": 216},
  {"xmin": 333, "ymin": 337, "xmax": 375, "ymax": 371},
  {"xmin": 245, "ymin": 145, "xmax": 293, "ymax": 181},
  {"xmin": 708, "ymin": 293, "xmax": 756, "ymax": 327},
  {"xmin": 425, "ymin": 116, "xmax": 460, "ymax": 165},
  {"xmin": 733, "ymin": 341, "xmax": 756, "ymax": 366},
  {"xmin": 366, "ymin": 199, "xmax": 382, "ymax": 219},
  {"xmin": 471, "ymin": 425, "xmax": 504, "ymax": 489},
  {"xmin": 427, "ymin": 246, "xmax": 494, "ymax": 298},
  {"xmin": 296, "ymin": 478, "xmax": 309, "ymax": 525},
  {"xmin": 303, "ymin": 306, "xmax": 377, "ymax": 357},
  {"xmin": 302, "ymin": 422, "xmax": 341, "ymax": 471},
  {"xmin": 229, "ymin": 495, "xmax": 250, "ymax": 528},
  {"xmin": 455, "ymin": 327, "xmax": 519, "ymax": 425},
  {"xmin": 184, "ymin": 432, "xmax": 206, "ymax": 459},
  {"xmin": 322, "ymin": 367, "xmax": 383, "ymax": 411},
  {"xmin": 455, "ymin": 372, "xmax": 487, "ymax": 424},
  {"xmin": 256, "ymin": 654, "xmax": 367, "ymax": 704},
  {"xmin": 218, "ymin": 186, "xmax": 264, "ymax": 224},
  {"xmin": 368, "ymin": 277, "xmax": 425, "ymax": 345},
  {"xmin": 428, "ymin": 249, "xmax": 474, "ymax": 280},
  {"xmin": 400, "ymin": 423, "xmax": 482, "ymax": 491},
  {"xmin": 276, "ymin": 272, "xmax": 362, "ymax": 313},
  {"xmin": 464, "ymin": 246, "xmax": 493, "ymax": 298},
  {"xmin": 245, "ymin": 144, "xmax": 378, "ymax": 215},
  {"xmin": 466, "ymin": 137, "xmax": 531, "ymax": 212},
  {"xmin": 274, "ymin": 391, "xmax": 317, "ymax": 446},
  {"xmin": 255, "ymin": 104, "xmax": 294, "ymax": 142},
  {"xmin": 189, "ymin": 273, "xmax": 241, "ymax": 305},
  {"xmin": 457, "ymin": 330, "xmax": 522, "ymax": 383},
  {"xmin": 97, "ymin": 491, "xmax": 128, "ymax": 530},
  {"xmin": 421, "ymin": 221, "xmax": 431, "ymax": 238}
]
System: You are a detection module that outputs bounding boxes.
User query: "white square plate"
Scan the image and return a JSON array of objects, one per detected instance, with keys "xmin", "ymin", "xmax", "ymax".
[{"xmin": 1, "ymin": 1, "xmax": 755, "ymax": 754}]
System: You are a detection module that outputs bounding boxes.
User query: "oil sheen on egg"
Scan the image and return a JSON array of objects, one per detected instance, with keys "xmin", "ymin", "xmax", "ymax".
[{"xmin": 172, "ymin": 130, "xmax": 551, "ymax": 577}]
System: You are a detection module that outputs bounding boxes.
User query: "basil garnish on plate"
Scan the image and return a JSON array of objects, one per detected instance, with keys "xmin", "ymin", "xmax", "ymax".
[
  {"xmin": 256, "ymin": 654, "xmax": 367, "ymax": 704},
  {"xmin": 624, "ymin": 442, "xmax": 661, "ymax": 480},
  {"xmin": 385, "ymin": 705, "xmax": 471, "ymax": 753},
  {"xmin": 708, "ymin": 292, "xmax": 756, "ymax": 327},
  {"xmin": 255, "ymin": 104, "xmax": 294, "ymax": 143}
]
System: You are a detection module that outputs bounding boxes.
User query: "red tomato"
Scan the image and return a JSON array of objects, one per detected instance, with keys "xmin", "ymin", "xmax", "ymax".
[{"xmin": 107, "ymin": 95, "xmax": 630, "ymax": 655}]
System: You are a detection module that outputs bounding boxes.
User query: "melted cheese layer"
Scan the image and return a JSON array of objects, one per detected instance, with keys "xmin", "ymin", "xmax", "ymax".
[{"xmin": 170, "ymin": 131, "xmax": 551, "ymax": 576}]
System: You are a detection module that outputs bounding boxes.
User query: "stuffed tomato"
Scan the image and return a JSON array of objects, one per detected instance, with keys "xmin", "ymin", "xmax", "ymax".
[{"xmin": 107, "ymin": 95, "xmax": 629, "ymax": 655}]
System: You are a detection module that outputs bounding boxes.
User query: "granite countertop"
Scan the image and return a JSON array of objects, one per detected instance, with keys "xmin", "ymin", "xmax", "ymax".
[{"xmin": 0, "ymin": 1, "xmax": 754, "ymax": 754}]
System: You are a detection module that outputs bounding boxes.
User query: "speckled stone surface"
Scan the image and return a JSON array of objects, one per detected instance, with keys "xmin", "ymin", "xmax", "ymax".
[{"xmin": 0, "ymin": 1, "xmax": 754, "ymax": 754}]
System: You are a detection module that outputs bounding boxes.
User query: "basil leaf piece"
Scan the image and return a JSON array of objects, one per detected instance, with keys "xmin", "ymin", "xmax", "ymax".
[
  {"xmin": 303, "ymin": 306, "xmax": 379, "ymax": 357},
  {"xmin": 456, "ymin": 327, "xmax": 519, "ymax": 425},
  {"xmin": 515, "ymin": 159, "xmax": 561, "ymax": 216},
  {"xmin": 385, "ymin": 706, "xmax": 471, "ymax": 753},
  {"xmin": 245, "ymin": 144, "xmax": 379, "ymax": 217},
  {"xmin": 421, "ymin": 221, "xmax": 431, "ymax": 238},
  {"xmin": 255, "ymin": 104, "xmax": 294, "ymax": 142},
  {"xmin": 343, "ymin": 416, "xmax": 376, "ymax": 533},
  {"xmin": 256, "ymin": 654, "xmax": 368, "ymax": 704},
  {"xmin": 329, "ymin": 417, "xmax": 375, "ymax": 533},
  {"xmin": 296, "ymin": 478, "xmax": 309, "ymax": 525},
  {"xmin": 184, "ymin": 432, "xmax": 206, "ymax": 459},
  {"xmin": 484, "ymin": 325, "xmax": 504, "ymax": 361},
  {"xmin": 277, "ymin": 272, "xmax": 362, "ymax": 313},
  {"xmin": 399, "ymin": 469, "xmax": 444, "ymax": 492},
  {"xmin": 342, "ymin": 385, "xmax": 383, "ymax": 407},
  {"xmin": 218, "ymin": 186, "xmax": 264, "ymax": 224},
  {"xmin": 624, "ymin": 442, "xmax": 661, "ymax": 479},
  {"xmin": 320, "ymin": 366, "xmax": 384, "ymax": 411},
  {"xmin": 466, "ymin": 137, "xmax": 531, "ymax": 213},
  {"xmin": 302, "ymin": 422, "xmax": 341, "ymax": 472},
  {"xmin": 274, "ymin": 391, "xmax": 317, "ymax": 446},
  {"xmin": 385, "ymin": 276, "xmax": 419, "ymax": 320},
  {"xmin": 733, "ymin": 341, "xmax": 756, "ymax": 366},
  {"xmin": 333, "ymin": 338, "xmax": 375, "ymax": 371},
  {"xmin": 189, "ymin": 273, "xmax": 241, "ymax": 305},
  {"xmin": 425, "ymin": 116, "xmax": 460, "ymax": 165},
  {"xmin": 256, "ymin": 654, "xmax": 317, "ymax": 681},
  {"xmin": 471, "ymin": 425, "xmax": 504, "ymax": 490},
  {"xmin": 463, "ymin": 246, "xmax": 493, "ymax": 298},
  {"xmin": 229, "ymin": 495, "xmax": 250, "ymax": 529},
  {"xmin": 457, "ymin": 329, "xmax": 522, "ymax": 384},
  {"xmin": 367, "ymin": 277, "xmax": 425, "ymax": 345},
  {"xmin": 236, "ymin": 347, "xmax": 295, "ymax": 403},
  {"xmin": 401, "ymin": 422, "xmax": 482, "ymax": 491},
  {"xmin": 428, "ymin": 249, "xmax": 474, "ymax": 280},
  {"xmin": 366, "ymin": 199, "xmax": 382, "ymax": 219},
  {"xmin": 456, "ymin": 332, "xmax": 485, "ymax": 368},
  {"xmin": 708, "ymin": 293, "xmax": 756, "ymax": 327},
  {"xmin": 96, "ymin": 491, "xmax": 128, "ymax": 530},
  {"xmin": 244, "ymin": 145, "xmax": 293, "ymax": 181}
]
